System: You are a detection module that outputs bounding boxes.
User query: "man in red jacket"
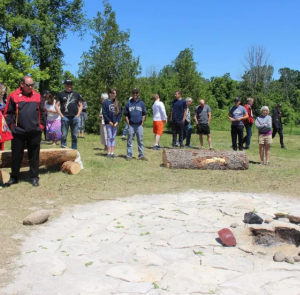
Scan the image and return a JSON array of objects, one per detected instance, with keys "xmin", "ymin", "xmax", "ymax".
[
  {"xmin": 4, "ymin": 76, "xmax": 46, "ymax": 187},
  {"xmin": 243, "ymin": 98, "xmax": 254, "ymax": 149}
]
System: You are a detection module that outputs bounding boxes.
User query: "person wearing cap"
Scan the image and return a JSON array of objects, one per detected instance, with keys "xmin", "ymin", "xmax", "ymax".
[
  {"xmin": 123, "ymin": 88, "xmax": 147, "ymax": 161},
  {"xmin": 55, "ymin": 79, "xmax": 83, "ymax": 149},
  {"xmin": 4, "ymin": 76, "xmax": 47, "ymax": 187},
  {"xmin": 255, "ymin": 106, "xmax": 272, "ymax": 165},
  {"xmin": 170, "ymin": 90, "xmax": 187, "ymax": 148},
  {"xmin": 152, "ymin": 93, "xmax": 167, "ymax": 150},
  {"xmin": 272, "ymin": 103, "xmax": 286, "ymax": 149},
  {"xmin": 228, "ymin": 97, "xmax": 248, "ymax": 151},
  {"xmin": 242, "ymin": 97, "xmax": 254, "ymax": 149}
]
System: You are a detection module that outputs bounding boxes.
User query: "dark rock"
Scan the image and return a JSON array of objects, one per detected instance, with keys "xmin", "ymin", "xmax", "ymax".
[
  {"xmin": 243, "ymin": 212, "xmax": 263, "ymax": 225},
  {"xmin": 218, "ymin": 228, "xmax": 236, "ymax": 247}
]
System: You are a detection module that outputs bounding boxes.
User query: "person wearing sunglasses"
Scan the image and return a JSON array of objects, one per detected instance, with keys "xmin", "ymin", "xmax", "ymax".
[
  {"xmin": 124, "ymin": 88, "xmax": 148, "ymax": 161},
  {"xmin": 3, "ymin": 76, "xmax": 47, "ymax": 187},
  {"xmin": 55, "ymin": 79, "xmax": 83, "ymax": 149}
]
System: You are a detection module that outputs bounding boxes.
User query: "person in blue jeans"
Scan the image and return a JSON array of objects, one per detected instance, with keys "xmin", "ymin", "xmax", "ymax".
[
  {"xmin": 124, "ymin": 89, "xmax": 148, "ymax": 161},
  {"xmin": 55, "ymin": 79, "xmax": 83, "ymax": 149}
]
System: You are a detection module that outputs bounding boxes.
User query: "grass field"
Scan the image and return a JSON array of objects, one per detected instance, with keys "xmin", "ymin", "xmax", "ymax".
[{"xmin": 1, "ymin": 126, "xmax": 300, "ymax": 286}]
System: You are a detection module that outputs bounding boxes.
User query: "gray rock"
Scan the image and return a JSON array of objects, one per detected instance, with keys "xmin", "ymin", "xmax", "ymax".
[
  {"xmin": 277, "ymin": 218, "xmax": 290, "ymax": 223},
  {"xmin": 294, "ymin": 255, "xmax": 300, "ymax": 262},
  {"xmin": 273, "ymin": 251, "xmax": 285, "ymax": 262},
  {"xmin": 285, "ymin": 256, "xmax": 295, "ymax": 264},
  {"xmin": 230, "ymin": 223, "xmax": 239, "ymax": 228},
  {"xmin": 264, "ymin": 218, "xmax": 274, "ymax": 224},
  {"xmin": 23, "ymin": 210, "xmax": 50, "ymax": 225}
]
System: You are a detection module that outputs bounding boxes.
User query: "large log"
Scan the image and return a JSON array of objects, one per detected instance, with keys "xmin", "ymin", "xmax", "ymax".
[
  {"xmin": 162, "ymin": 149, "xmax": 249, "ymax": 170},
  {"xmin": 0, "ymin": 148, "xmax": 77, "ymax": 168}
]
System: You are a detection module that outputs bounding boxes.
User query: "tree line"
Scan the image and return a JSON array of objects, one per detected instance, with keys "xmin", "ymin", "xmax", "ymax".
[{"xmin": 1, "ymin": 1, "xmax": 299, "ymax": 133}]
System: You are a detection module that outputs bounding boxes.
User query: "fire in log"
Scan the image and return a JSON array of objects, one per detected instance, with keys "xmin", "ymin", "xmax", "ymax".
[
  {"xmin": 162, "ymin": 149, "xmax": 249, "ymax": 170},
  {"xmin": 61, "ymin": 161, "xmax": 81, "ymax": 175},
  {"xmin": 0, "ymin": 148, "xmax": 77, "ymax": 168}
]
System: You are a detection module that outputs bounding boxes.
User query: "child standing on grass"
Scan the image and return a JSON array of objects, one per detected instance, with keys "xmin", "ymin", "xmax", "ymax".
[{"xmin": 102, "ymin": 88, "xmax": 121, "ymax": 158}]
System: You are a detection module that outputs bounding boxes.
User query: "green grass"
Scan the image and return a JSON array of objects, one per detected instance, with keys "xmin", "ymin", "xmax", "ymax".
[{"xmin": 1, "ymin": 126, "xmax": 300, "ymax": 286}]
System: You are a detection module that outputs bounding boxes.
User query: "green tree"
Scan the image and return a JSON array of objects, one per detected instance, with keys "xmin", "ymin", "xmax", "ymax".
[{"xmin": 78, "ymin": 1, "xmax": 140, "ymax": 133}]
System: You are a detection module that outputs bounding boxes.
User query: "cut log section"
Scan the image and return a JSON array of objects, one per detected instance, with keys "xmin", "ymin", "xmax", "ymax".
[
  {"xmin": 0, "ymin": 148, "xmax": 77, "ymax": 168},
  {"xmin": 61, "ymin": 161, "xmax": 81, "ymax": 175},
  {"xmin": 162, "ymin": 149, "xmax": 249, "ymax": 170},
  {"xmin": 0, "ymin": 169, "xmax": 10, "ymax": 185}
]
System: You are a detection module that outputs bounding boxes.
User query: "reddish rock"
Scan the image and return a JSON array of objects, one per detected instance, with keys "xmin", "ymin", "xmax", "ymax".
[{"xmin": 218, "ymin": 228, "xmax": 237, "ymax": 247}]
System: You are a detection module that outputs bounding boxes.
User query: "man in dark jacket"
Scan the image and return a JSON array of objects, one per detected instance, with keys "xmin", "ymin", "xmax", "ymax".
[
  {"xmin": 272, "ymin": 103, "xmax": 286, "ymax": 149},
  {"xmin": 124, "ymin": 88, "xmax": 147, "ymax": 161},
  {"xmin": 4, "ymin": 76, "xmax": 46, "ymax": 187}
]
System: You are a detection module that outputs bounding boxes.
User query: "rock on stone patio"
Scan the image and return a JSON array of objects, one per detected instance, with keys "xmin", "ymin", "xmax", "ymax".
[{"xmin": 3, "ymin": 190, "xmax": 300, "ymax": 295}]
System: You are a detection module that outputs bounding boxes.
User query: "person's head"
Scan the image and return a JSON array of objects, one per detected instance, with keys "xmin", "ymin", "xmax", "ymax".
[
  {"xmin": 108, "ymin": 88, "xmax": 119, "ymax": 115},
  {"xmin": 234, "ymin": 97, "xmax": 241, "ymax": 106},
  {"xmin": 186, "ymin": 97, "xmax": 192, "ymax": 107},
  {"xmin": 277, "ymin": 103, "xmax": 282, "ymax": 109},
  {"xmin": 45, "ymin": 92, "xmax": 54, "ymax": 105},
  {"xmin": 260, "ymin": 106, "xmax": 269, "ymax": 116},
  {"xmin": 20, "ymin": 76, "xmax": 34, "ymax": 95},
  {"xmin": 132, "ymin": 88, "xmax": 139, "ymax": 100},
  {"xmin": 101, "ymin": 93, "xmax": 108, "ymax": 103},
  {"xmin": 152, "ymin": 94, "xmax": 159, "ymax": 101},
  {"xmin": 247, "ymin": 97, "xmax": 254, "ymax": 106},
  {"xmin": 175, "ymin": 90, "xmax": 181, "ymax": 99},
  {"xmin": 64, "ymin": 78, "xmax": 73, "ymax": 92},
  {"xmin": 0, "ymin": 82, "xmax": 8, "ymax": 103},
  {"xmin": 199, "ymin": 99, "xmax": 205, "ymax": 107}
]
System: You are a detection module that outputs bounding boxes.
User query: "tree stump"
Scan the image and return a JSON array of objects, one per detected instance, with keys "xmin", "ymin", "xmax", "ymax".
[
  {"xmin": 162, "ymin": 149, "xmax": 249, "ymax": 170},
  {"xmin": 0, "ymin": 169, "xmax": 10, "ymax": 185},
  {"xmin": 61, "ymin": 161, "xmax": 81, "ymax": 175},
  {"xmin": 0, "ymin": 148, "xmax": 77, "ymax": 168}
]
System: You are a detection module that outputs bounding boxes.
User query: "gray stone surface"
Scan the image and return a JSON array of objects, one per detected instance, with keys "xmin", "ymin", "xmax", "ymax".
[
  {"xmin": 3, "ymin": 190, "xmax": 300, "ymax": 295},
  {"xmin": 23, "ymin": 210, "xmax": 50, "ymax": 225},
  {"xmin": 273, "ymin": 251, "xmax": 286, "ymax": 262},
  {"xmin": 285, "ymin": 255, "xmax": 295, "ymax": 264}
]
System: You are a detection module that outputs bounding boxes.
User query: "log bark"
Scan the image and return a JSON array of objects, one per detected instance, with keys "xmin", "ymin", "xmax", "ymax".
[
  {"xmin": 0, "ymin": 148, "xmax": 77, "ymax": 168},
  {"xmin": 0, "ymin": 169, "xmax": 10, "ymax": 184},
  {"xmin": 61, "ymin": 161, "xmax": 81, "ymax": 175},
  {"xmin": 162, "ymin": 149, "xmax": 249, "ymax": 170}
]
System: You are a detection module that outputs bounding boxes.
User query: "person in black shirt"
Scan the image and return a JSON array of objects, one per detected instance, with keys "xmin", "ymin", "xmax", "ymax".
[
  {"xmin": 272, "ymin": 103, "xmax": 286, "ymax": 149},
  {"xmin": 55, "ymin": 79, "xmax": 82, "ymax": 149}
]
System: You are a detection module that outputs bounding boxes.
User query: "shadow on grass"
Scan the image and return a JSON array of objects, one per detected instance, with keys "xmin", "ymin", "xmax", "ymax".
[{"xmin": 249, "ymin": 160, "xmax": 263, "ymax": 165}]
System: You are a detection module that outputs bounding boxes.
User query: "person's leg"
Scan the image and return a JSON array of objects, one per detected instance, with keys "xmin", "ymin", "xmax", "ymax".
[
  {"xmin": 265, "ymin": 144, "xmax": 270, "ymax": 164},
  {"xmin": 244, "ymin": 124, "xmax": 252, "ymax": 148},
  {"xmin": 61, "ymin": 117, "xmax": 70, "ymax": 148},
  {"xmin": 106, "ymin": 124, "xmax": 113, "ymax": 154},
  {"xmin": 78, "ymin": 116, "xmax": 82, "ymax": 137},
  {"xmin": 27, "ymin": 132, "xmax": 42, "ymax": 180},
  {"xmin": 178, "ymin": 121, "xmax": 184, "ymax": 147},
  {"xmin": 278, "ymin": 128, "xmax": 285, "ymax": 147},
  {"xmin": 186, "ymin": 124, "xmax": 192, "ymax": 146},
  {"xmin": 11, "ymin": 133, "xmax": 26, "ymax": 181},
  {"xmin": 199, "ymin": 134, "xmax": 204, "ymax": 148},
  {"xmin": 154, "ymin": 134, "xmax": 160, "ymax": 146},
  {"xmin": 172, "ymin": 121, "xmax": 177, "ymax": 147},
  {"xmin": 272, "ymin": 127, "xmax": 277, "ymax": 139},
  {"xmin": 127, "ymin": 125, "xmax": 134, "ymax": 158},
  {"xmin": 231, "ymin": 126, "xmax": 237, "ymax": 151},
  {"xmin": 207, "ymin": 134, "xmax": 212, "ymax": 149},
  {"xmin": 259, "ymin": 144, "xmax": 264, "ymax": 163},
  {"xmin": 70, "ymin": 116, "xmax": 79, "ymax": 149},
  {"xmin": 136, "ymin": 125, "xmax": 144, "ymax": 158},
  {"xmin": 183, "ymin": 123, "xmax": 188, "ymax": 141},
  {"xmin": 237, "ymin": 125, "xmax": 244, "ymax": 151},
  {"xmin": 111, "ymin": 126, "xmax": 117, "ymax": 155}
]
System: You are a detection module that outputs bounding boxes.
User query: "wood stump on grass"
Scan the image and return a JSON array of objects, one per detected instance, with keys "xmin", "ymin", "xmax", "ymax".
[
  {"xmin": 0, "ymin": 169, "xmax": 10, "ymax": 185},
  {"xmin": 162, "ymin": 149, "xmax": 249, "ymax": 170},
  {"xmin": 0, "ymin": 148, "xmax": 77, "ymax": 168},
  {"xmin": 61, "ymin": 161, "xmax": 81, "ymax": 175}
]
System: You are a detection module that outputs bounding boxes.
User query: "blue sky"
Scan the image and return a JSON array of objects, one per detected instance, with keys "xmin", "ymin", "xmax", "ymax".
[{"xmin": 61, "ymin": 0, "xmax": 300, "ymax": 80}]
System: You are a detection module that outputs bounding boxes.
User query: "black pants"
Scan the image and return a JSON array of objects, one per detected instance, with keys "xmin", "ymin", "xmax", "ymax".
[
  {"xmin": 231, "ymin": 125, "xmax": 244, "ymax": 151},
  {"xmin": 272, "ymin": 127, "xmax": 284, "ymax": 147},
  {"xmin": 172, "ymin": 120, "xmax": 184, "ymax": 147},
  {"xmin": 11, "ymin": 132, "xmax": 41, "ymax": 180}
]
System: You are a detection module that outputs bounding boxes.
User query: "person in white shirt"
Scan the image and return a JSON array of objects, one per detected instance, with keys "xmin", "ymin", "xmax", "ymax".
[
  {"xmin": 152, "ymin": 94, "xmax": 167, "ymax": 150},
  {"xmin": 45, "ymin": 93, "xmax": 61, "ymax": 146}
]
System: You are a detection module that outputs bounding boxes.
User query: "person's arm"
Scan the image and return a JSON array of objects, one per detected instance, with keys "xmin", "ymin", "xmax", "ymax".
[
  {"xmin": 114, "ymin": 104, "xmax": 122, "ymax": 127},
  {"xmin": 228, "ymin": 111, "xmax": 235, "ymax": 122},
  {"xmin": 76, "ymin": 100, "xmax": 83, "ymax": 117},
  {"xmin": 182, "ymin": 108, "xmax": 187, "ymax": 122},
  {"xmin": 4, "ymin": 95, "xmax": 14, "ymax": 127},
  {"xmin": 160, "ymin": 103, "xmax": 168, "ymax": 122},
  {"xmin": 124, "ymin": 103, "xmax": 130, "ymax": 126},
  {"xmin": 141, "ymin": 102, "xmax": 146, "ymax": 126},
  {"xmin": 208, "ymin": 112, "xmax": 212, "ymax": 124},
  {"xmin": 39, "ymin": 98, "xmax": 47, "ymax": 129},
  {"xmin": 236, "ymin": 108, "xmax": 248, "ymax": 122},
  {"xmin": 255, "ymin": 117, "xmax": 264, "ymax": 129},
  {"xmin": 55, "ymin": 100, "xmax": 64, "ymax": 118}
]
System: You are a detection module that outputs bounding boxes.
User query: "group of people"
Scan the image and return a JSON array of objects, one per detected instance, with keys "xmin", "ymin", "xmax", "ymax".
[{"xmin": 0, "ymin": 76, "xmax": 287, "ymax": 188}]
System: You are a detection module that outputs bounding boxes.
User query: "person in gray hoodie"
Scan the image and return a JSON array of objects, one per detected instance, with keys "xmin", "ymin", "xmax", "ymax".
[{"xmin": 255, "ymin": 106, "xmax": 272, "ymax": 165}]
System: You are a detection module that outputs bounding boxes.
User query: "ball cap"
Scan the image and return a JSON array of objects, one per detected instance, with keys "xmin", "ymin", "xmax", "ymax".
[
  {"xmin": 234, "ymin": 97, "xmax": 241, "ymax": 102},
  {"xmin": 132, "ymin": 88, "xmax": 139, "ymax": 93},
  {"xmin": 64, "ymin": 78, "xmax": 73, "ymax": 84},
  {"xmin": 277, "ymin": 103, "xmax": 282, "ymax": 107}
]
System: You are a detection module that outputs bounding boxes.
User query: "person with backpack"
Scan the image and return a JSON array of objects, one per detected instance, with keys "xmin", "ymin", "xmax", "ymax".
[
  {"xmin": 3, "ymin": 76, "xmax": 46, "ymax": 187},
  {"xmin": 78, "ymin": 97, "xmax": 88, "ymax": 138}
]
